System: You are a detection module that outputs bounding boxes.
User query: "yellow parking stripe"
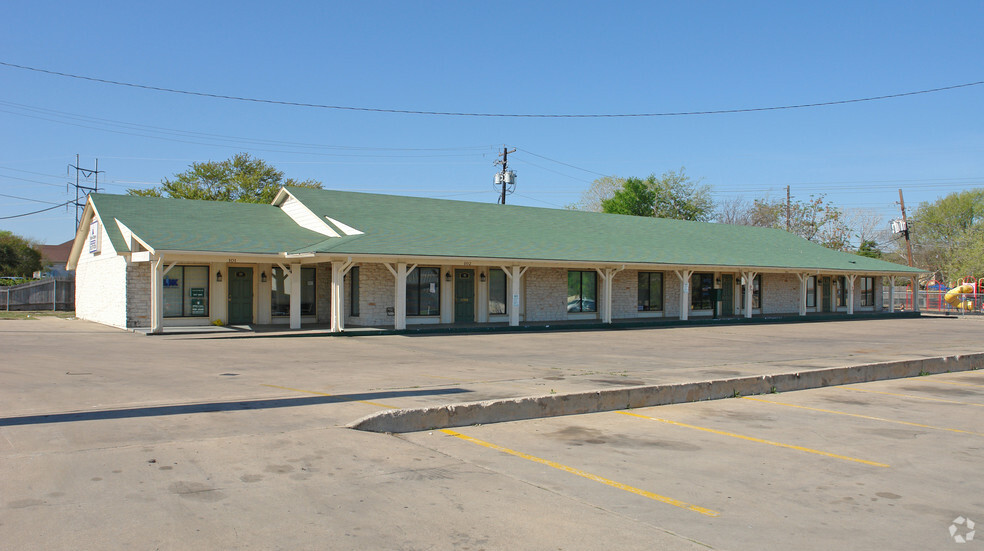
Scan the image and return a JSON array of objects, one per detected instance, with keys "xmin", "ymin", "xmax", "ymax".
[
  {"xmin": 742, "ymin": 396, "xmax": 984, "ymax": 437},
  {"xmin": 618, "ymin": 411, "xmax": 889, "ymax": 468},
  {"xmin": 439, "ymin": 429, "xmax": 719, "ymax": 517},
  {"xmin": 928, "ymin": 379, "xmax": 984, "ymax": 389},
  {"xmin": 261, "ymin": 384, "xmax": 399, "ymax": 409},
  {"xmin": 841, "ymin": 387, "xmax": 984, "ymax": 407}
]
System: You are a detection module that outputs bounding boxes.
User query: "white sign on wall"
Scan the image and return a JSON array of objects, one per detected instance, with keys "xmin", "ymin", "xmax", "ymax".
[
  {"xmin": 88, "ymin": 221, "xmax": 101, "ymax": 254},
  {"xmin": 512, "ymin": 294, "xmax": 520, "ymax": 307}
]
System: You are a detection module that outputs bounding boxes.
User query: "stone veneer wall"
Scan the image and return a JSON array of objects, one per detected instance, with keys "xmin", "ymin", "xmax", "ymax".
[
  {"xmin": 346, "ymin": 263, "xmax": 396, "ymax": 327},
  {"xmin": 125, "ymin": 263, "xmax": 151, "ymax": 328},
  {"xmin": 524, "ymin": 268, "xmax": 569, "ymax": 322}
]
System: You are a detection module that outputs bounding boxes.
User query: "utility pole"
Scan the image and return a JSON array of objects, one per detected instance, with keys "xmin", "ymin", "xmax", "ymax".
[
  {"xmin": 898, "ymin": 188, "xmax": 914, "ymax": 267},
  {"xmin": 493, "ymin": 146, "xmax": 517, "ymax": 204},
  {"xmin": 785, "ymin": 185, "xmax": 791, "ymax": 231},
  {"xmin": 68, "ymin": 154, "xmax": 102, "ymax": 230}
]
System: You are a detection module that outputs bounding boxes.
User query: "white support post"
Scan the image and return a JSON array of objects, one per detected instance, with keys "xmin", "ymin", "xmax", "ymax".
[
  {"xmin": 888, "ymin": 276, "xmax": 896, "ymax": 312},
  {"xmin": 911, "ymin": 276, "xmax": 920, "ymax": 312},
  {"xmin": 150, "ymin": 256, "xmax": 163, "ymax": 334},
  {"xmin": 595, "ymin": 267, "xmax": 623, "ymax": 324},
  {"xmin": 500, "ymin": 265, "xmax": 528, "ymax": 327},
  {"xmin": 742, "ymin": 271, "xmax": 758, "ymax": 319},
  {"xmin": 674, "ymin": 269, "xmax": 694, "ymax": 321},
  {"xmin": 796, "ymin": 273, "xmax": 808, "ymax": 316},
  {"xmin": 396, "ymin": 263, "xmax": 408, "ymax": 330},
  {"xmin": 289, "ymin": 262, "xmax": 302, "ymax": 329},
  {"xmin": 330, "ymin": 259, "xmax": 354, "ymax": 333},
  {"xmin": 846, "ymin": 274, "xmax": 857, "ymax": 315}
]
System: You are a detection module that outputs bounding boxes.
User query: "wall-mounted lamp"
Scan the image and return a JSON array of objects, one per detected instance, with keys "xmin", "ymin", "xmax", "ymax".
[
  {"xmin": 445, "ymin": 271, "xmax": 452, "ymax": 282},
  {"xmin": 480, "ymin": 272, "xmax": 486, "ymax": 282},
  {"xmin": 216, "ymin": 270, "xmax": 223, "ymax": 282},
  {"xmin": 260, "ymin": 271, "xmax": 267, "ymax": 283},
  {"xmin": 715, "ymin": 277, "xmax": 721, "ymax": 286}
]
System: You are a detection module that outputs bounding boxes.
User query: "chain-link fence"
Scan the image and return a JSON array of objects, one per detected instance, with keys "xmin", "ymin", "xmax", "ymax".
[
  {"xmin": 0, "ymin": 278, "xmax": 75, "ymax": 311},
  {"xmin": 884, "ymin": 287, "xmax": 983, "ymax": 315}
]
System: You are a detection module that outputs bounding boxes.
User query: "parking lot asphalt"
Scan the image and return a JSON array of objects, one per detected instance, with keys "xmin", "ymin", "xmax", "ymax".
[{"xmin": 1, "ymin": 316, "xmax": 983, "ymax": 549}]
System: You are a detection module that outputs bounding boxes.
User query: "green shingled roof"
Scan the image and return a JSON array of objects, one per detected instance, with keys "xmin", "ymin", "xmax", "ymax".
[
  {"xmin": 86, "ymin": 188, "xmax": 922, "ymax": 274},
  {"xmin": 89, "ymin": 193, "xmax": 328, "ymax": 254},
  {"xmin": 286, "ymin": 187, "xmax": 922, "ymax": 274}
]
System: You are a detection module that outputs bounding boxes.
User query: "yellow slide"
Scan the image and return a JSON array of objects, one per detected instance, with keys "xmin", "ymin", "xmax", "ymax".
[{"xmin": 944, "ymin": 284, "xmax": 976, "ymax": 310}]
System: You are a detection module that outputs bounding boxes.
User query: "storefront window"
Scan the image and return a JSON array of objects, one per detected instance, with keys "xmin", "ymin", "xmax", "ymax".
[
  {"xmin": 567, "ymin": 271, "xmax": 597, "ymax": 313},
  {"xmin": 691, "ymin": 273, "xmax": 714, "ymax": 310},
  {"xmin": 271, "ymin": 267, "xmax": 316, "ymax": 316},
  {"xmin": 860, "ymin": 277, "xmax": 875, "ymax": 306},
  {"xmin": 806, "ymin": 276, "xmax": 817, "ymax": 308},
  {"xmin": 740, "ymin": 274, "xmax": 762, "ymax": 310},
  {"xmin": 162, "ymin": 266, "xmax": 209, "ymax": 318},
  {"xmin": 407, "ymin": 267, "xmax": 440, "ymax": 316},
  {"xmin": 489, "ymin": 269, "xmax": 507, "ymax": 315},
  {"xmin": 638, "ymin": 272, "xmax": 663, "ymax": 311}
]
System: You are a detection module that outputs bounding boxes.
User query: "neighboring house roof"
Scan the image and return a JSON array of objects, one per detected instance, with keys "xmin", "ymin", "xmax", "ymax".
[
  {"xmin": 70, "ymin": 187, "xmax": 924, "ymax": 275},
  {"xmin": 39, "ymin": 239, "xmax": 75, "ymax": 264}
]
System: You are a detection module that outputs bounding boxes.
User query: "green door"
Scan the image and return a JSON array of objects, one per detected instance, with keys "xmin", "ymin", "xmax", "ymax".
[
  {"xmin": 228, "ymin": 267, "xmax": 253, "ymax": 324},
  {"xmin": 454, "ymin": 269, "xmax": 475, "ymax": 323},
  {"xmin": 721, "ymin": 274, "xmax": 734, "ymax": 316},
  {"xmin": 821, "ymin": 276, "xmax": 832, "ymax": 313}
]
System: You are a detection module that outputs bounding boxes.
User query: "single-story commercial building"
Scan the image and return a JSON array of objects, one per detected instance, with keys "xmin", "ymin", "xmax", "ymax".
[{"xmin": 67, "ymin": 187, "xmax": 924, "ymax": 333}]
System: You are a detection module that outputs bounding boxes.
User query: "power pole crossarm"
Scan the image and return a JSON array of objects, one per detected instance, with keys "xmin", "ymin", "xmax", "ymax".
[{"xmin": 898, "ymin": 188, "xmax": 914, "ymax": 267}]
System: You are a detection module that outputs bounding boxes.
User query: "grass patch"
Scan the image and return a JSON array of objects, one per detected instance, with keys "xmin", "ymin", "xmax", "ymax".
[{"xmin": 0, "ymin": 311, "xmax": 75, "ymax": 320}]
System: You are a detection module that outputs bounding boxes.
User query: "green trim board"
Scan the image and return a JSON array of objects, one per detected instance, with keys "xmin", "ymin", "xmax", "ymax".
[{"xmin": 75, "ymin": 188, "xmax": 924, "ymax": 275}]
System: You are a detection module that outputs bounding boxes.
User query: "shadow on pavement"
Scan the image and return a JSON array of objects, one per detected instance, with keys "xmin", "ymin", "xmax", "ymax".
[{"xmin": 0, "ymin": 388, "xmax": 471, "ymax": 427}]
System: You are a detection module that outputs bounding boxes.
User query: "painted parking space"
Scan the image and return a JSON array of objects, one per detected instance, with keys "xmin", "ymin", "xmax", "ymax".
[{"xmin": 403, "ymin": 371, "xmax": 984, "ymax": 550}]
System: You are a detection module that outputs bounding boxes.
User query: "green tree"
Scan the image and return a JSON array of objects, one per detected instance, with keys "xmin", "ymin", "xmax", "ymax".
[
  {"xmin": 906, "ymin": 189, "xmax": 984, "ymax": 281},
  {"xmin": 857, "ymin": 240, "xmax": 883, "ymax": 259},
  {"xmin": 0, "ymin": 231, "xmax": 42, "ymax": 278},
  {"xmin": 128, "ymin": 153, "xmax": 322, "ymax": 203},
  {"xmin": 726, "ymin": 193, "xmax": 850, "ymax": 249},
  {"xmin": 600, "ymin": 177, "xmax": 657, "ymax": 216},
  {"xmin": 566, "ymin": 175, "xmax": 626, "ymax": 211},
  {"xmin": 597, "ymin": 169, "xmax": 714, "ymax": 221}
]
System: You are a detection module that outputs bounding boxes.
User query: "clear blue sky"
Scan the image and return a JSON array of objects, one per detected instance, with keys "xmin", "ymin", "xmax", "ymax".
[{"xmin": 2, "ymin": 1, "xmax": 982, "ymax": 245}]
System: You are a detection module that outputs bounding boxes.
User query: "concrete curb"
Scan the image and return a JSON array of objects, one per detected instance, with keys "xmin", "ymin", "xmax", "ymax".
[{"xmin": 348, "ymin": 352, "xmax": 984, "ymax": 433}]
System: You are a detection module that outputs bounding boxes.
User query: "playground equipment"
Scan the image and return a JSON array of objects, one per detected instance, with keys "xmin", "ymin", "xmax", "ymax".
[{"xmin": 943, "ymin": 277, "xmax": 984, "ymax": 311}]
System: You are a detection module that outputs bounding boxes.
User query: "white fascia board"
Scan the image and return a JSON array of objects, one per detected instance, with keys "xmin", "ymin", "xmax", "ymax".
[
  {"xmin": 271, "ymin": 187, "xmax": 291, "ymax": 206},
  {"xmin": 323, "ymin": 216, "xmax": 364, "ymax": 236},
  {"xmin": 115, "ymin": 219, "xmax": 155, "ymax": 254},
  {"xmin": 289, "ymin": 253, "xmax": 922, "ymax": 276},
  {"xmin": 279, "ymin": 189, "xmax": 340, "ymax": 237},
  {"xmin": 67, "ymin": 200, "xmax": 119, "ymax": 269}
]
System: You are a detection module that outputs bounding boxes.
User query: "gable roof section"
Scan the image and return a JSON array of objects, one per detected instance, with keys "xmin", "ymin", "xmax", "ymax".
[
  {"xmin": 85, "ymin": 193, "xmax": 329, "ymax": 255},
  {"xmin": 72, "ymin": 188, "xmax": 923, "ymax": 274},
  {"xmin": 285, "ymin": 187, "xmax": 922, "ymax": 273}
]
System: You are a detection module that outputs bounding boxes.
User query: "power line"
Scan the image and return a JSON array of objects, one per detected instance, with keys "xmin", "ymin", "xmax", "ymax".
[
  {"xmin": 2, "ymin": 60, "xmax": 980, "ymax": 118},
  {"xmin": 0, "ymin": 201, "xmax": 71, "ymax": 220},
  {"xmin": 0, "ymin": 192, "xmax": 64, "ymax": 205},
  {"xmin": 514, "ymin": 149, "xmax": 609, "ymax": 177}
]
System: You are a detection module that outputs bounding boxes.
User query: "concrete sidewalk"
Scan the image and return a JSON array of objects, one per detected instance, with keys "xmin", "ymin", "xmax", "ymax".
[{"xmin": 3, "ymin": 315, "xmax": 982, "ymax": 428}]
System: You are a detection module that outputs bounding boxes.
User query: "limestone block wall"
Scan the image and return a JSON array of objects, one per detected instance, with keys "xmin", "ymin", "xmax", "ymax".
[
  {"xmin": 316, "ymin": 263, "xmax": 332, "ymax": 324},
  {"xmin": 126, "ymin": 263, "xmax": 151, "ymax": 328},
  {"xmin": 524, "ymin": 268, "xmax": 569, "ymax": 322},
  {"xmin": 347, "ymin": 263, "xmax": 396, "ymax": 327},
  {"xmin": 74, "ymin": 222, "xmax": 128, "ymax": 329},
  {"xmin": 761, "ymin": 273, "xmax": 800, "ymax": 315}
]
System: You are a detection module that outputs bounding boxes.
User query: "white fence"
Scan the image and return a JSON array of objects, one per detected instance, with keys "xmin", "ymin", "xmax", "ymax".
[{"xmin": 0, "ymin": 278, "xmax": 75, "ymax": 311}]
